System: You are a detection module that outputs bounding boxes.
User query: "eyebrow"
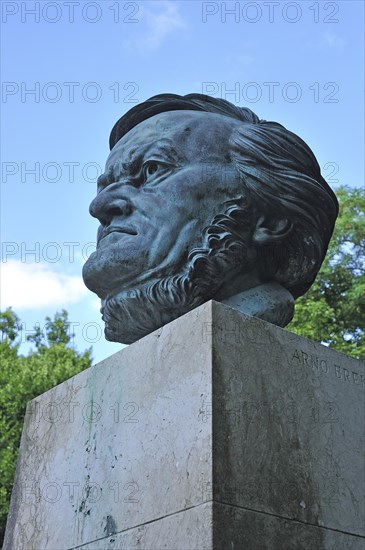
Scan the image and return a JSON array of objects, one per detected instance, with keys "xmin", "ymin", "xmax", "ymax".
[
  {"xmin": 124, "ymin": 139, "xmax": 185, "ymax": 169},
  {"xmin": 98, "ymin": 139, "xmax": 185, "ymax": 189}
]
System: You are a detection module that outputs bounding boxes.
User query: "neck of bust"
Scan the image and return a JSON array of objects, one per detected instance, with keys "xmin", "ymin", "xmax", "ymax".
[{"xmin": 219, "ymin": 282, "xmax": 294, "ymax": 327}]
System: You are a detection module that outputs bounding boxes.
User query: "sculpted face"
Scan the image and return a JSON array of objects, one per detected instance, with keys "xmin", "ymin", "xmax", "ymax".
[
  {"xmin": 82, "ymin": 95, "xmax": 338, "ymax": 343},
  {"xmin": 83, "ymin": 111, "xmax": 253, "ymax": 301}
]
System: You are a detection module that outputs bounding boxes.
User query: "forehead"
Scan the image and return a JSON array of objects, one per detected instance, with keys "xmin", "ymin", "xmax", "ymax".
[{"xmin": 107, "ymin": 110, "xmax": 241, "ymax": 165}]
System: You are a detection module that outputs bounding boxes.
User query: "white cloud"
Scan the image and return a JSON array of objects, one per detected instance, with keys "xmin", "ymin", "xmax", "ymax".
[
  {"xmin": 91, "ymin": 296, "xmax": 102, "ymax": 311},
  {"xmin": 128, "ymin": 1, "xmax": 186, "ymax": 53},
  {"xmin": 1, "ymin": 260, "xmax": 88, "ymax": 311}
]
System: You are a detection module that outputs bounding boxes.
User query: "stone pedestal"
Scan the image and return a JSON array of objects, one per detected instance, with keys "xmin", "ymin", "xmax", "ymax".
[{"xmin": 4, "ymin": 301, "xmax": 365, "ymax": 549}]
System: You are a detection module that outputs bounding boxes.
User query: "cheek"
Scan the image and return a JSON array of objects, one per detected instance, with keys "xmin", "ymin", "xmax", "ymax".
[
  {"xmin": 143, "ymin": 193, "xmax": 165, "ymax": 207},
  {"xmin": 140, "ymin": 187, "xmax": 172, "ymax": 209},
  {"xmin": 140, "ymin": 187, "xmax": 187, "ymax": 223},
  {"xmin": 140, "ymin": 164, "xmax": 239, "ymax": 226},
  {"xmin": 177, "ymin": 165, "xmax": 238, "ymax": 201}
]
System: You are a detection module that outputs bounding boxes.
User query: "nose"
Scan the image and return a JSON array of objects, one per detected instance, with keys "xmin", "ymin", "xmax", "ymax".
[{"xmin": 89, "ymin": 188, "xmax": 133, "ymax": 226}]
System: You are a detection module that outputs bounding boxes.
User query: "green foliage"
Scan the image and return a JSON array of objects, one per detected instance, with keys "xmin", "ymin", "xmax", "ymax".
[
  {"xmin": 0, "ymin": 309, "xmax": 92, "ymax": 544},
  {"xmin": 288, "ymin": 185, "xmax": 365, "ymax": 359},
  {"xmin": 0, "ymin": 309, "xmax": 22, "ymax": 343},
  {"xmin": 26, "ymin": 309, "xmax": 74, "ymax": 348}
]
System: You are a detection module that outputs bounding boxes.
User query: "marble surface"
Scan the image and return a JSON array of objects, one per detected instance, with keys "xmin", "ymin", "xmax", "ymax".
[{"xmin": 4, "ymin": 301, "xmax": 364, "ymax": 549}]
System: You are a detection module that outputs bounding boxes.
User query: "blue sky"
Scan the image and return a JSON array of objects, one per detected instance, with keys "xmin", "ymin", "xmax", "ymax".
[{"xmin": 1, "ymin": 0, "xmax": 364, "ymax": 364}]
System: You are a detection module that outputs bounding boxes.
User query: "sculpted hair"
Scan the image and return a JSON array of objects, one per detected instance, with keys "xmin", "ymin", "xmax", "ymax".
[
  {"xmin": 110, "ymin": 93, "xmax": 339, "ymax": 298},
  {"xmin": 228, "ymin": 123, "xmax": 338, "ymax": 297}
]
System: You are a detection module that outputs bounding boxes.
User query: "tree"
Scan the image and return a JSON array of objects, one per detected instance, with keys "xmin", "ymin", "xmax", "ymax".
[
  {"xmin": 288, "ymin": 185, "xmax": 365, "ymax": 359},
  {"xmin": 0, "ymin": 309, "xmax": 22, "ymax": 343},
  {"xmin": 0, "ymin": 309, "xmax": 92, "ymax": 545},
  {"xmin": 26, "ymin": 309, "xmax": 73, "ymax": 348}
]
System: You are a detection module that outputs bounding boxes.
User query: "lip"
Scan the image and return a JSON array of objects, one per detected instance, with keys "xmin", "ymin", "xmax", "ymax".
[{"xmin": 99, "ymin": 225, "xmax": 138, "ymax": 241}]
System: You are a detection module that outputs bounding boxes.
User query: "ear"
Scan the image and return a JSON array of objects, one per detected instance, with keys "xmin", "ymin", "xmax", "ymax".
[{"xmin": 252, "ymin": 215, "xmax": 293, "ymax": 245}]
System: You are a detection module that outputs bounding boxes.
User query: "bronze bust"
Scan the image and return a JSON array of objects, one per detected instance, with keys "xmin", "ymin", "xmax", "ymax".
[{"xmin": 82, "ymin": 94, "xmax": 338, "ymax": 344}]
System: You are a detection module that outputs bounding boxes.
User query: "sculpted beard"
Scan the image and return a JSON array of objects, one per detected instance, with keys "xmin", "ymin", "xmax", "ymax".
[{"xmin": 101, "ymin": 197, "xmax": 254, "ymax": 343}]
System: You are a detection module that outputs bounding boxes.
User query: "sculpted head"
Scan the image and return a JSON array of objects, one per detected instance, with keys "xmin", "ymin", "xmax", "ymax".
[{"xmin": 82, "ymin": 93, "xmax": 338, "ymax": 344}]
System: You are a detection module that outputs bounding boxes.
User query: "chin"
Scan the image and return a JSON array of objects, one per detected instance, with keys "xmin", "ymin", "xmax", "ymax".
[
  {"xmin": 87, "ymin": 201, "xmax": 254, "ymax": 344},
  {"xmin": 100, "ymin": 247, "xmax": 251, "ymax": 344},
  {"xmin": 82, "ymin": 251, "xmax": 147, "ymax": 299},
  {"xmin": 100, "ymin": 274, "xmax": 204, "ymax": 344}
]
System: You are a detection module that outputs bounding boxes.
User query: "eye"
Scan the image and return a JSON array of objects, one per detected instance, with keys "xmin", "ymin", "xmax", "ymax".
[
  {"xmin": 142, "ymin": 160, "xmax": 168, "ymax": 182},
  {"xmin": 145, "ymin": 161, "xmax": 159, "ymax": 176}
]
